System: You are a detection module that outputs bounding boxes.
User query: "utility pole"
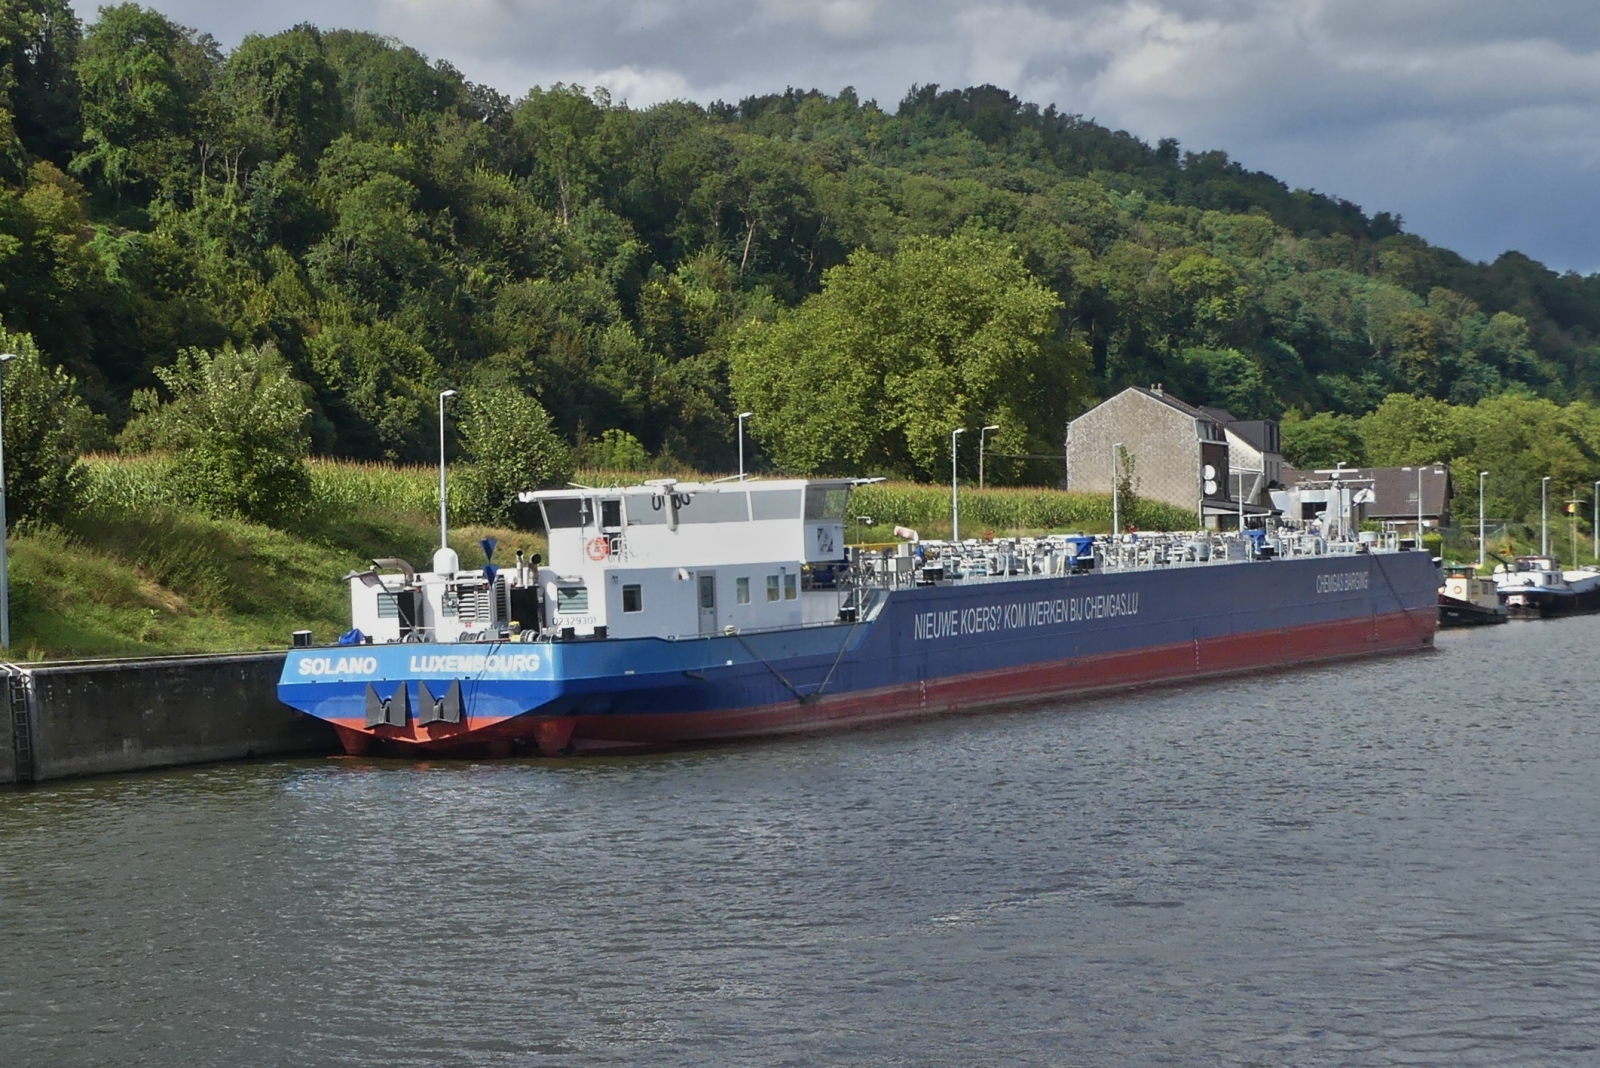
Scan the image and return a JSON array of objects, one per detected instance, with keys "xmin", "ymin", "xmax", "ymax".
[
  {"xmin": 950, "ymin": 428, "xmax": 966, "ymax": 542},
  {"xmin": 1542, "ymin": 476, "xmax": 1551, "ymax": 557},
  {"xmin": 0, "ymin": 352, "xmax": 15, "ymax": 649},
  {"xmin": 1478, "ymin": 470, "xmax": 1488, "ymax": 569},
  {"xmin": 1112, "ymin": 442, "xmax": 1122, "ymax": 537},
  {"xmin": 438, "ymin": 389, "xmax": 458, "ymax": 552},
  {"xmin": 1569, "ymin": 499, "xmax": 1582, "ymax": 568},
  {"xmin": 737, "ymin": 411, "xmax": 753, "ymax": 480},
  {"xmin": 978, "ymin": 424, "xmax": 999, "ymax": 489}
]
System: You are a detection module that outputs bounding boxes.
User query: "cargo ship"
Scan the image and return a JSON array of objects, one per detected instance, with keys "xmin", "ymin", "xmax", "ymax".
[{"xmin": 277, "ymin": 478, "xmax": 1440, "ymax": 756}]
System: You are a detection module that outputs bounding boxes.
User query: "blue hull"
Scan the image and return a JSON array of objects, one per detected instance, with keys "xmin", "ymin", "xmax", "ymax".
[{"xmin": 279, "ymin": 552, "xmax": 1440, "ymax": 754}]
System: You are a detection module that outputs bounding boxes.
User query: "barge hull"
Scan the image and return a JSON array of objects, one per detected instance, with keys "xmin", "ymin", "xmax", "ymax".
[
  {"xmin": 555, "ymin": 605, "xmax": 1429, "ymax": 752},
  {"xmin": 288, "ymin": 551, "xmax": 1439, "ymax": 756}
]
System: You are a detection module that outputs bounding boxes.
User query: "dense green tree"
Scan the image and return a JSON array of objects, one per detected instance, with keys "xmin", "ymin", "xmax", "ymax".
[
  {"xmin": 731, "ymin": 230, "xmax": 1081, "ymax": 481},
  {"xmin": 1358, "ymin": 394, "xmax": 1464, "ymax": 465},
  {"xmin": 1, "ymin": 0, "xmax": 81, "ymax": 170},
  {"xmin": 71, "ymin": 3, "xmax": 215, "ymax": 206},
  {"xmin": 124, "ymin": 343, "xmax": 311, "ymax": 523},
  {"xmin": 0, "ymin": 325, "xmax": 95, "ymax": 526},
  {"xmin": 3, "ymin": 1, "xmax": 1600, "ymax": 496},
  {"xmin": 1279, "ymin": 410, "xmax": 1365, "ymax": 469},
  {"xmin": 455, "ymin": 384, "xmax": 572, "ymax": 524}
]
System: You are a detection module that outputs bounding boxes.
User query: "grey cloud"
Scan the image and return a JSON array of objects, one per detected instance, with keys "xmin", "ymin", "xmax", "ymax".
[{"xmin": 142, "ymin": 0, "xmax": 1600, "ymax": 271}]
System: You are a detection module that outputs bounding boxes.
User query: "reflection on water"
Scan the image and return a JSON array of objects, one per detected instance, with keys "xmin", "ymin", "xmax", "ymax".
[{"xmin": 4, "ymin": 618, "xmax": 1600, "ymax": 1066}]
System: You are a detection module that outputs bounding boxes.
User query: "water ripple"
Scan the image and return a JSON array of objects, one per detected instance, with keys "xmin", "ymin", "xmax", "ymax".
[{"xmin": 3, "ymin": 617, "xmax": 1600, "ymax": 1064}]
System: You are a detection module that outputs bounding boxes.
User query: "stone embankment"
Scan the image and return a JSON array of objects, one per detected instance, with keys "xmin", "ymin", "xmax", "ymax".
[{"xmin": 2, "ymin": 652, "xmax": 336, "ymax": 784}]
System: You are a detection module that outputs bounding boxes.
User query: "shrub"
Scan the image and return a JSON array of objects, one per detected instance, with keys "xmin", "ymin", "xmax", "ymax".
[
  {"xmin": 582, "ymin": 428, "xmax": 650, "ymax": 472},
  {"xmin": 121, "ymin": 344, "xmax": 313, "ymax": 525},
  {"xmin": 0, "ymin": 328, "xmax": 98, "ymax": 529},
  {"xmin": 456, "ymin": 386, "xmax": 573, "ymax": 524}
]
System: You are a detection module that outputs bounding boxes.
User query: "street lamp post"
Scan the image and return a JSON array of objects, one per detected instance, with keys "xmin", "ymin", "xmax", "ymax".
[
  {"xmin": 978, "ymin": 424, "xmax": 1000, "ymax": 489},
  {"xmin": 1112, "ymin": 442, "xmax": 1123, "ymax": 537},
  {"xmin": 438, "ymin": 389, "xmax": 458, "ymax": 551},
  {"xmin": 1594, "ymin": 480, "xmax": 1599, "ymax": 561},
  {"xmin": 1418, "ymin": 465, "xmax": 1426, "ymax": 550},
  {"xmin": 1478, "ymin": 470, "xmax": 1488, "ymax": 569},
  {"xmin": 737, "ymin": 411, "xmax": 754, "ymax": 480},
  {"xmin": 0, "ymin": 352, "xmax": 15, "ymax": 650},
  {"xmin": 1541, "ymin": 476, "xmax": 1551, "ymax": 557},
  {"xmin": 950, "ymin": 428, "xmax": 966, "ymax": 542}
]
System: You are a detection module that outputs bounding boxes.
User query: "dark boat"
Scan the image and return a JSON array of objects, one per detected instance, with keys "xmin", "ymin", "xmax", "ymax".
[{"xmin": 1438, "ymin": 565, "xmax": 1508, "ymax": 627}]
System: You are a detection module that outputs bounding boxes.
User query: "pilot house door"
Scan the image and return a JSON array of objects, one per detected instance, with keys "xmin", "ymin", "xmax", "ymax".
[{"xmin": 698, "ymin": 572, "xmax": 718, "ymax": 635}]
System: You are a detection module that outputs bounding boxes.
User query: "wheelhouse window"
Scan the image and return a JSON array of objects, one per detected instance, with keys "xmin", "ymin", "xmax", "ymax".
[
  {"xmin": 622, "ymin": 584, "xmax": 642, "ymax": 613},
  {"xmin": 736, "ymin": 577, "xmax": 750, "ymax": 604},
  {"xmin": 542, "ymin": 498, "xmax": 589, "ymax": 529},
  {"xmin": 766, "ymin": 575, "xmax": 781, "ymax": 602},
  {"xmin": 556, "ymin": 586, "xmax": 589, "ymax": 613},
  {"xmin": 803, "ymin": 486, "xmax": 850, "ymax": 522},
  {"xmin": 784, "ymin": 573, "xmax": 798, "ymax": 600},
  {"xmin": 600, "ymin": 499, "xmax": 622, "ymax": 530}
]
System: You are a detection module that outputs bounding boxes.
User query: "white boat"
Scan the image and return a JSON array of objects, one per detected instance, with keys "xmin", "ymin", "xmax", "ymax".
[{"xmin": 1494, "ymin": 556, "xmax": 1600, "ymax": 618}]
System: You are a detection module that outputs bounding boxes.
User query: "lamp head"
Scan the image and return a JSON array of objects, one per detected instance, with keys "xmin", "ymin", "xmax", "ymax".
[
  {"xmin": 0, "ymin": 353, "xmax": 16, "ymax": 363},
  {"xmin": 982, "ymin": 424, "xmax": 1000, "ymax": 432},
  {"xmin": 738, "ymin": 411, "xmax": 754, "ymax": 419},
  {"xmin": 440, "ymin": 388, "xmax": 458, "ymax": 400}
]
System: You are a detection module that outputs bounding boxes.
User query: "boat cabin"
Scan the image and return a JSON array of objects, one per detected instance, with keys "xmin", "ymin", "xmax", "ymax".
[
  {"xmin": 525, "ymin": 478, "xmax": 854, "ymax": 639},
  {"xmin": 341, "ymin": 478, "xmax": 857, "ymax": 644}
]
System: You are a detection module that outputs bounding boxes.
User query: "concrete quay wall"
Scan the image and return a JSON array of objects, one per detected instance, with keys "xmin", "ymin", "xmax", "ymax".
[{"xmin": 3, "ymin": 652, "xmax": 338, "ymax": 784}]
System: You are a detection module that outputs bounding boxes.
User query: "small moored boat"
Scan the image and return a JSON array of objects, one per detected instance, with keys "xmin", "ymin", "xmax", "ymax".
[{"xmin": 1438, "ymin": 565, "xmax": 1507, "ymax": 627}]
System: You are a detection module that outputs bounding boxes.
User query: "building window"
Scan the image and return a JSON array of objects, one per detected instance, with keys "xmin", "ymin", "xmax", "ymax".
[
  {"xmin": 556, "ymin": 586, "xmax": 588, "ymax": 613},
  {"xmin": 622, "ymin": 584, "xmax": 642, "ymax": 613},
  {"xmin": 766, "ymin": 575, "xmax": 781, "ymax": 602},
  {"xmin": 784, "ymin": 573, "xmax": 798, "ymax": 600},
  {"xmin": 736, "ymin": 577, "xmax": 750, "ymax": 604}
]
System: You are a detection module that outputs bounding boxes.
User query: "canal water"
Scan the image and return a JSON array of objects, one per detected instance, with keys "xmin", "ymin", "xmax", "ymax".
[{"xmin": 3, "ymin": 617, "xmax": 1599, "ymax": 1066}]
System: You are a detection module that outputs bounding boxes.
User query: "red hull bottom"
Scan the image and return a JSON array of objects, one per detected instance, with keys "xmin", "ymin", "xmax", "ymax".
[{"xmin": 332, "ymin": 610, "xmax": 1433, "ymax": 758}]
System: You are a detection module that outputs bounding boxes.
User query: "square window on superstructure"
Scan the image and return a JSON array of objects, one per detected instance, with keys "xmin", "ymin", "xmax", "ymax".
[
  {"xmin": 622, "ymin": 584, "xmax": 642, "ymax": 613},
  {"xmin": 736, "ymin": 577, "xmax": 750, "ymax": 604},
  {"xmin": 766, "ymin": 575, "xmax": 780, "ymax": 602},
  {"xmin": 784, "ymin": 573, "xmax": 797, "ymax": 600}
]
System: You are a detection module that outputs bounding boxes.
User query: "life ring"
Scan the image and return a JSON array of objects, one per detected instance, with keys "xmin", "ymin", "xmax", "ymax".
[{"xmin": 586, "ymin": 537, "xmax": 611, "ymax": 561}]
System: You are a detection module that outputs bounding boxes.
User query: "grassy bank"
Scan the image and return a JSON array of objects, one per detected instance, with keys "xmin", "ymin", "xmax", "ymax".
[
  {"xmin": 10, "ymin": 456, "xmax": 540, "ymax": 661},
  {"xmin": 8, "ymin": 459, "xmax": 1183, "ymax": 661}
]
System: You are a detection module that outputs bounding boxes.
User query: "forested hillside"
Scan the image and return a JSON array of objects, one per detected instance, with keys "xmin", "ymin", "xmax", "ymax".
[{"xmin": 5, "ymin": 1, "xmax": 1600, "ymax": 484}]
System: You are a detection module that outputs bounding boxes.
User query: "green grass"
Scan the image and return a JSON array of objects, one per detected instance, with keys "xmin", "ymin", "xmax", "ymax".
[{"xmin": 10, "ymin": 455, "xmax": 541, "ymax": 662}]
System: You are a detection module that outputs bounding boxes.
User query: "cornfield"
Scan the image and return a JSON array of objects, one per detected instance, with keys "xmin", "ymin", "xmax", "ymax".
[
  {"xmin": 852, "ymin": 483, "xmax": 1194, "ymax": 536},
  {"xmin": 80, "ymin": 455, "xmax": 1192, "ymax": 534}
]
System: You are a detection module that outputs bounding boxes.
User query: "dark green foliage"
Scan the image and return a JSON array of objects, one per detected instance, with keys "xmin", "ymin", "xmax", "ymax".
[
  {"xmin": 455, "ymin": 385, "xmax": 573, "ymax": 524},
  {"xmin": 1279, "ymin": 410, "xmax": 1366, "ymax": 469},
  {"xmin": 731, "ymin": 231, "xmax": 1078, "ymax": 481},
  {"xmin": 0, "ymin": 325, "xmax": 95, "ymax": 527},
  {"xmin": 0, "ymin": 4, "xmax": 1596, "ymax": 493},
  {"xmin": 123, "ymin": 343, "xmax": 312, "ymax": 523}
]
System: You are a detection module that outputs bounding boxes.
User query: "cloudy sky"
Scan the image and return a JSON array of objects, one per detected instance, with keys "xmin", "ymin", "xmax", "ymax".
[{"xmin": 142, "ymin": 0, "xmax": 1600, "ymax": 274}]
